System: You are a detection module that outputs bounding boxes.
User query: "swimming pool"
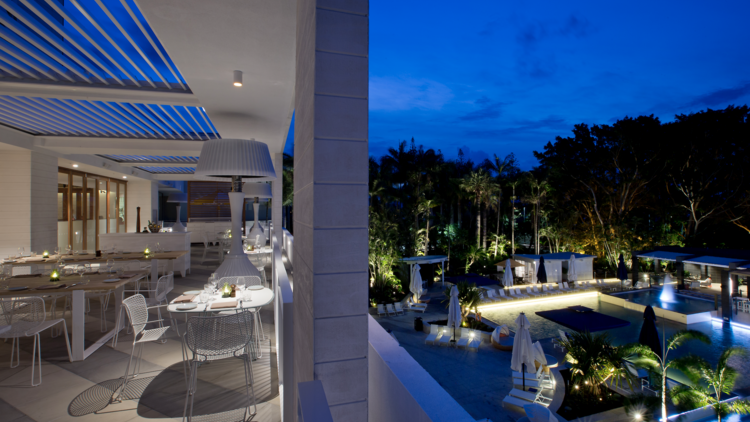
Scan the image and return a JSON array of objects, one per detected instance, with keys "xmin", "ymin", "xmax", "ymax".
[
  {"xmin": 481, "ymin": 295, "xmax": 750, "ymax": 392},
  {"xmin": 614, "ymin": 289, "xmax": 716, "ymax": 314}
]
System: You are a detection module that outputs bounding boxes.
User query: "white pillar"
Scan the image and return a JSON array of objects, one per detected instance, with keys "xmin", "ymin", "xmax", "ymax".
[
  {"xmin": 0, "ymin": 150, "xmax": 57, "ymax": 257},
  {"xmin": 294, "ymin": 0, "xmax": 369, "ymax": 420},
  {"xmin": 273, "ymin": 153, "xmax": 283, "ymax": 242}
]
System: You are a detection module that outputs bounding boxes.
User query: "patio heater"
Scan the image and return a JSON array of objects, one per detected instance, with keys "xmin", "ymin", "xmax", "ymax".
[
  {"xmin": 195, "ymin": 139, "xmax": 275, "ymax": 279},
  {"xmin": 244, "ymin": 182, "xmax": 272, "ymax": 245},
  {"xmin": 167, "ymin": 192, "xmax": 187, "ymax": 232}
]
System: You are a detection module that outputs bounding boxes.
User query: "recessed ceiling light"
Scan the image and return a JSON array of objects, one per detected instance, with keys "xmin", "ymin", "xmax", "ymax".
[
  {"xmin": 233, "ymin": 70, "xmax": 242, "ymax": 87},
  {"xmin": 122, "ymin": 176, "xmax": 127, "ymax": 179},
  {"xmin": 72, "ymin": 164, "xmax": 78, "ymax": 168}
]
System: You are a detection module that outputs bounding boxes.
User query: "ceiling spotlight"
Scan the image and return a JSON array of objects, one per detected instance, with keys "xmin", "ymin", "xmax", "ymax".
[
  {"xmin": 72, "ymin": 164, "xmax": 78, "ymax": 168},
  {"xmin": 233, "ymin": 70, "xmax": 242, "ymax": 87}
]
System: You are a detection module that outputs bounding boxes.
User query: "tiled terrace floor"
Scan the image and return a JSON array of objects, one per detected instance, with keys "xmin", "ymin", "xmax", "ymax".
[{"xmin": 0, "ymin": 246, "xmax": 280, "ymax": 422}]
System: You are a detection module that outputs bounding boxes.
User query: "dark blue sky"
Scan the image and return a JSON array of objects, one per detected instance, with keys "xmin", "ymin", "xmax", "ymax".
[{"xmin": 287, "ymin": 1, "xmax": 750, "ymax": 169}]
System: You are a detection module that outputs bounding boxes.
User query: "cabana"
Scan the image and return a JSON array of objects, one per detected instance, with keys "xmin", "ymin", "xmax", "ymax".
[
  {"xmin": 514, "ymin": 253, "xmax": 595, "ymax": 283},
  {"xmin": 401, "ymin": 255, "xmax": 449, "ymax": 287}
]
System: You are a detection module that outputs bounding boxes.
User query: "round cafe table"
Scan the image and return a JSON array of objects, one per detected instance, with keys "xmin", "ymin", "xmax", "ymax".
[
  {"xmin": 544, "ymin": 354, "xmax": 559, "ymax": 368},
  {"xmin": 0, "ymin": 325, "xmax": 10, "ymax": 335}
]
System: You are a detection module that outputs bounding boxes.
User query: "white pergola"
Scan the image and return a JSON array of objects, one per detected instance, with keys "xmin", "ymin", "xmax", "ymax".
[{"xmin": 402, "ymin": 255, "xmax": 449, "ymax": 286}]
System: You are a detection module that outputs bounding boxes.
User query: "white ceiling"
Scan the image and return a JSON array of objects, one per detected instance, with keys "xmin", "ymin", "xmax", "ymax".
[{"xmin": 135, "ymin": 0, "xmax": 296, "ymax": 155}]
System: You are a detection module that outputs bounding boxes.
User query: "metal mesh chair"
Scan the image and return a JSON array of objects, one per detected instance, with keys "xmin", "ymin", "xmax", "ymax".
[
  {"xmin": 113, "ymin": 294, "xmax": 170, "ymax": 402},
  {"xmin": 114, "ymin": 272, "xmax": 173, "ymax": 347},
  {"xmin": 183, "ymin": 311, "xmax": 257, "ymax": 421},
  {"xmin": 0, "ymin": 297, "xmax": 72, "ymax": 386},
  {"xmin": 255, "ymin": 267, "xmax": 267, "ymax": 288}
]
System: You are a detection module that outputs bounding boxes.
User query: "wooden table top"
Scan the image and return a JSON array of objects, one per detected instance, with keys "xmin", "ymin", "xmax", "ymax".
[
  {"xmin": 0, "ymin": 271, "xmax": 147, "ymax": 296},
  {"xmin": 3, "ymin": 251, "xmax": 188, "ymax": 266}
]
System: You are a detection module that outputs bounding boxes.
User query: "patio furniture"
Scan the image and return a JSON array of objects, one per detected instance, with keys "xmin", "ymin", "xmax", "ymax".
[
  {"xmin": 526, "ymin": 286, "xmax": 542, "ymax": 297},
  {"xmin": 0, "ymin": 297, "xmax": 72, "ymax": 386},
  {"xmin": 514, "ymin": 288, "xmax": 530, "ymax": 298},
  {"xmin": 552, "ymin": 329, "xmax": 569, "ymax": 351},
  {"xmin": 394, "ymin": 303, "xmax": 405, "ymax": 315},
  {"xmin": 385, "ymin": 304, "xmax": 397, "ymax": 316},
  {"xmin": 114, "ymin": 272, "xmax": 173, "ymax": 347},
  {"xmin": 182, "ymin": 311, "xmax": 257, "ymax": 421},
  {"xmin": 425, "ymin": 324, "xmax": 442, "ymax": 345},
  {"xmin": 456, "ymin": 328, "xmax": 471, "ymax": 348},
  {"xmin": 467, "ymin": 331, "xmax": 481, "ymax": 351},
  {"xmin": 557, "ymin": 282, "xmax": 571, "ymax": 292},
  {"xmin": 113, "ymin": 294, "xmax": 170, "ymax": 402},
  {"xmin": 532, "ymin": 286, "xmax": 545, "ymax": 296},
  {"xmin": 408, "ymin": 300, "xmax": 428, "ymax": 313},
  {"xmin": 541, "ymin": 285, "xmax": 558, "ymax": 296},
  {"xmin": 377, "ymin": 304, "xmax": 386, "ymax": 317},
  {"xmin": 438, "ymin": 327, "xmax": 453, "ymax": 346},
  {"xmin": 502, "ymin": 394, "xmax": 533, "ymax": 410},
  {"xmin": 509, "ymin": 388, "xmax": 553, "ymax": 406},
  {"xmin": 497, "ymin": 289, "xmax": 513, "ymax": 300}
]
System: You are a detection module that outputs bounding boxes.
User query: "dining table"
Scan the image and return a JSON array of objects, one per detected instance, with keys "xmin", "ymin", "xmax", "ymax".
[
  {"xmin": 0, "ymin": 270, "xmax": 148, "ymax": 361},
  {"xmin": 4, "ymin": 251, "xmax": 188, "ymax": 294}
]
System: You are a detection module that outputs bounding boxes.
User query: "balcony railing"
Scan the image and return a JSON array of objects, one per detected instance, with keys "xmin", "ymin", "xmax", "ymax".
[{"xmin": 272, "ymin": 225, "xmax": 294, "ymax": 421}]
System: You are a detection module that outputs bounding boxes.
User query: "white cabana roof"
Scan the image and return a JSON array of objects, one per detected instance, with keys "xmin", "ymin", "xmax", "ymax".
[
  {"xmin": 514, "ymin": 252, "xmax": 595, "ymax": 262},
  {"xmin": 636, "ymin": 251, "xmax": 693, "ymax": 262},
  {"xmin": 681, "ymin": 256, "xmax": 749, "ymax": 269},
  {"xmin": 401, "ymin": 255, "xmax": 448, "ymax": 265}
]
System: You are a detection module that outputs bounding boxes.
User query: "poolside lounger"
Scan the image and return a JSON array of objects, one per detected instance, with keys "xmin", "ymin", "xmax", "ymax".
[
  {"xmin": 526, "ymin": 286, "xmax": 542, "ymax": 297},
  {"xmin": 553, "ymin": 329, "xmax": 569, "ymax": 350},
  {"xmin": 408, "ymin": 298, "xmax": 428, "ymax": 313},
  {"xmin": 542, "ymin": 285, "xmax": 558, "ymax": 295},
  {"xmin": 457, "ymin": 328, "xmax": 471, "ymax": 349},
  {"xmin": 377, "ymin": 304, "xmax": 387, "ymax": 317},
  {"xmin": 488, "ymin": 289, "xmax": 505, "ymax": 301},
  {"xmin": 394, "ymin": 302, "xmax": 405, "ymax": 315},
  {"xmin": 438, "ymin": 327, "xmax": 454, "ymax": 346},
  {"xmin": 564, "ymin": 282, "xmax": 580, "ymax": 291},
  {"xmin": 480, "ymin": 290, "xmax": 496, "ymax": 304},
  {"xmin": 425, "ymin": 324, "xmax": 442, "ymax": 345},
  {"xmin": 532, "ymin": 285, "xmax": 546, "ymax": 296},
  {"xmin": 467, "ymin": 331, "xmax": 481, "ymax": 351},
  {"xmin": 507, "ymin": 289, "xmax": 523, "ymax": 299},
  {"xmin": 497, "ymin": 289, "xmax": 514, "ymax": 300},
  {"xmin": 508, "ymin": 388, "xmax": 553, "ymax": 406},
  {"xmin": 558, "ymin": 282, "xmax": 572, "ymax": 292},
  {"xmin": 514, "ymin": 288, "xmax": 530, "ymax": 298},
  {"xmin": 502, "ymin": 394, "xmax": 532, "ymax": 409},
  {"xmin": 386, "ymin": 303, "xmax": 397, "ymax": 316}
]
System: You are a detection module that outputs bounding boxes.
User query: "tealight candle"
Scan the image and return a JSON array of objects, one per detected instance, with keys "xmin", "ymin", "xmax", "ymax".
[
  {"xmin": 144, "ymin": 247, "xmax": 150, "ymax": 256},
  {"xmin": 50, "ymin": 270, "xmax": 60, "ymax": 282},
  {"xmin": 42, "ymin": 251, "xmax": 49, "ymax": 258}
]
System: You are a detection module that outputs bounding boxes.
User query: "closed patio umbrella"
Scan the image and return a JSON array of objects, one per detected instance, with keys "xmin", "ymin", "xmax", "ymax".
[
  {"xmin": 410, "ymin": 263, "xmax": 424, "ymax": 303},
  {"xmin": 511, "ymin": 312, "xmax": 536, "ymax": 390},
  {"xmin": 567, "ymin": 254, "xmax": 577, "ymax": 285},
  {"xmin": 503, "ymin": 259, "xmax": 514, "ymax": 288},
  {"xmin": 532, "ymin": 341, "xmax": 547, "ymax": 366},
  {"xmin": 638, "ymin": 305, "xmax": 662, "ymax": 359},
  {"xmin": 537, "ymin": 256, "xmax": 548, "ymax": 284},
  {"xmin": 618, "ymin": 254, "xmax": 628, "ymax": 291},
  {"xmin": 447, "ymin": 285, "xmax": 462, "ymax": 344}
]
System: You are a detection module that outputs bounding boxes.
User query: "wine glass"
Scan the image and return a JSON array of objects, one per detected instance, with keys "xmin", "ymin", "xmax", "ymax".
[
  {"xmin": 77, "ymin": 264, "xmax": 86, "ymax": 278},
  {"xmin": 106, "ymin": 259, "xmax": 114, "ymax": 273},
  {"xmin": 54, "ymin": 247, "xmax": 59, "ymax": 256},
  {"xmin": 84, "ymin": 263, "xmax": 92, "ymax": 274}
]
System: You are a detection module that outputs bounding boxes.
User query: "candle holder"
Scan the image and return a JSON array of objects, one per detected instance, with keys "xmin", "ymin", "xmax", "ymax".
[
  {"xmin": 49, "ymin": 270, "xmax": 60, "ymax": 282},
  {"xmin": 144, "ymin": 247, "xmax": 151, "ymax": 257},
  {"xmin": 221, "ymin": 283, "xmax": 232, "ymax": 298},
  {"xmin": 42, "ymin": 251, "xmax": 49, "ymax": 259}
]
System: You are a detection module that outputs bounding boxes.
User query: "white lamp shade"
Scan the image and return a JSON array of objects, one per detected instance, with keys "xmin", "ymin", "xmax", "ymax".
[
  {"xmin": 167, "ymin": 192, "xmax": 187, "ymax": 203},
  {"xmin": 244, "ymin": 182, "xmax": 272, "ymax": 198},
  {"xmin": 194, "ymin": 138, "xmax": 276, "ymax": 179}
]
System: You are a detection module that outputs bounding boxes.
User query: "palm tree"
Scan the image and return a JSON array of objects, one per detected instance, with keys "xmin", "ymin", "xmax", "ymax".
[
  {"xmin": 461, "ymin": 170, "xmax": 492, "ymax": 248},
  {"xmin": 671, "ymin": 347, "xmax": 750, "ymax": 422},
  {"xmin": 507, "ymin": 178, "xmax": 521, "ymax": 254},
  {"xmin": 522, "ymin": 173, "xmax": 550, "ymax": 254},
  {"xmin": 632, "ymin": 329, "xmax": 711, "ymax": 422},
  {"xmin": 417, "ymin": 198, "xmax": 440, "ymax": 255},
  {"xmin": 559, "ymin": 331, "xmax": 638, "ymax": 396},
  {"xmin": 464, "ymin": 244, "xmax": 487, "ymax": 273},
  {"xmin": 480, "ymin": 180, "xmax": 500, "ymax": 249}
]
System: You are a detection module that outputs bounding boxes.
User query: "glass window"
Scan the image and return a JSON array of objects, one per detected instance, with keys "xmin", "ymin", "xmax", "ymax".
[
  {"xmin": 108, "ymin": 180, "xmax": 117, "ymax": 234},
  {"xmin": 118, "ymin": 182, "xmax": 126, "ymax": 233}
]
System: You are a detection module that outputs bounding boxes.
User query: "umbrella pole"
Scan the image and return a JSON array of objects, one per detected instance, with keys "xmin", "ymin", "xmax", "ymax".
[{"xmin": 522, "ymin": 362, "xmax": 526, "ymax": 390}]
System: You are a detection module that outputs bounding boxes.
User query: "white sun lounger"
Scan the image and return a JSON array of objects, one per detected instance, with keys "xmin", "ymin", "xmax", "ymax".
[
  {"xmin": 514, "ymin": 288, "xmax": 530, "ymax": 298},
  {"xmin": 394, "ymin": 302, "xmax": 405, "ymax": 315},
  {"xmin": 377, "ymin": 304, "xmax": 387, "ymax": 317},
  {"xmin": 497, "ymin": 289, "xmax": 514, "ymax": 300},
  {"xmin": 425, "ymin": 324, "xmax": 442, "ymax": 345},
  {"xmin": 526, "ymin": 286, "xmax": 542, "ymax": 297},
  {"xmin": 508, "ymin": 388, "xmax": 553, "ymax": 406},
  {"xmin": 502, "ymin": 394, "xmax": 531, "ymax": 410},
  {"xmin": 438, "ymin": 327, "xmax": 454, "ymax": 346},
  {"xmin": 467, "ymin": 331, "xmax": 481, "ymax": 351},
  {"xmin": 386, "ymin": 303, "xmax": 397, "ymax": 316},
  {"xmin": 532, "ymin": 285, "xmax": 546, "ymax": 296},
  {"xmin": 457, "ymin": 328, "xmax": 471, "ymax": 348},
  {"xmin": 558, "ymin": 282, "xmax": 572, "ymax": 292},
  {"xmin": 542, "ymin": 284, "xmax": 558, "ymax": 295}
]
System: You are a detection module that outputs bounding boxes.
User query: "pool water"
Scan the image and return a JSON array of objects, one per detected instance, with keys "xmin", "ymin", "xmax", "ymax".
[
  {"xmin": 614, "ymin": 289, "xmax": 716, "ymax": 314},
  {"xmin": 481, "ymin": 295, "xmax": 750, "ymax": 391},
  {"xmin": 692, "ymin": 414, "xmax": 750, "ymax": 422}
]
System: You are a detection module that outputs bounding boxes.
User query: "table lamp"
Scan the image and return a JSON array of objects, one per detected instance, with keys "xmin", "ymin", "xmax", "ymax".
[
  {"xmin": 195, "ymin": 139, "xmax": 275, "ymax": 278},
  {"xmin": 167, "ymin": 192, "xmax": 188, "ymax": 232},
  {"xmin": 244, "ymin": 182, "xmax": 272, "ymax": 245}
]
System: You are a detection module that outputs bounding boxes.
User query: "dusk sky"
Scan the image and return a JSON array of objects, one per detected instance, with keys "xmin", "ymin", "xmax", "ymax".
[{"xmin": 287, "ymin": 1, "xmax": 750, "ymax": 169}]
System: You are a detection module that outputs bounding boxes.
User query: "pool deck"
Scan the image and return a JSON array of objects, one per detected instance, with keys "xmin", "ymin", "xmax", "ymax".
[{"xmin": 371, "ymin": 285, "xmax": 568, "ymax": 422}]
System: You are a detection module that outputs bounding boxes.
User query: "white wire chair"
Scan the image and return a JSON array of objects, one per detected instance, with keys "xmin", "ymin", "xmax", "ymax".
[
  {"xmin": 183, "ymin": 311, "xmax": 257, "ymax": 421},
  {"xmin": 114, "ymin": 272, "xmax": 174, "ymax": 347},
  {"xmin": 0, "ymin": 297, "xmax": 72, "ymax": 386},
  {"xmin": 112, "ymin": 294, "xmax": 170, "ymax": 402},
  {"xmin": 218, "ymin": 275, "xmax": 266, "ymax": 352}
]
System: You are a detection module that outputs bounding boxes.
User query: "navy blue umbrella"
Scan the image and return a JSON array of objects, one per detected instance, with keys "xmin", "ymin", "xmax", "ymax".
[
  {"xmin": 618, "ymin": 254, "xmax": 628, "ymax": 290},
  {"xmin": 638, "ymin": 305, "xmax": 662, "ymax": 359},
  {"xmin": 537, "ymin": 256, "xmax": 548, "ymax": 284}
]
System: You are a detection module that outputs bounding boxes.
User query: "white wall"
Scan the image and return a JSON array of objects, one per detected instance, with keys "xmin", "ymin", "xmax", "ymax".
[
  {"xmin": 126, "ymin": 180, "xmax": 159, "ymax": 233},
  {"xmin": 368, "ymin": 316, "xmax": 476, "ymax": 422},
  {"xmin": 0, "ymin": 150, "xmax": 57, "ymax": 257}
]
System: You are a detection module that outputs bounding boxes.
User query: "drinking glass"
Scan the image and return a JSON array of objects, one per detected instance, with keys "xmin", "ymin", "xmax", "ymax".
[
  {"xmin": 84, "ymin": 263, "xmax": 92, "ymax": 274},
  {"xmin": 106, "ymin": 259, "xmax": 114, "ymax": 273},
  {"xmin": 54, "ymin": 247, "xmax": 59, "ymax": 256},
  {"xmin": 116, "ymin": 267, "xmax": 124, "ymax": 277},
  {"xmin": 77, "ymin": 265, "xmax": 86, "ymax": 278},
  {"xmin": 31, "ymin": 251, "xmax": 37, "ymax": 257},
  {"xmin": 199, "ymin": 291, "xmax": 209, "ymax": 304}
]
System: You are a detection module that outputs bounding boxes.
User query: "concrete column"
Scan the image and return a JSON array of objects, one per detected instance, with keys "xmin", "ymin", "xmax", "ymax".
[
  {"xmin": 294, "ymin": 0, "xmax": 369, "ymax": 420},
  {"xmin": 126, "ymin": 180, "xmax": 159, "ymax": 233},
  {"xmin": 0, "ymin": 150, "xmax": 57, "ymax": 257}
]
